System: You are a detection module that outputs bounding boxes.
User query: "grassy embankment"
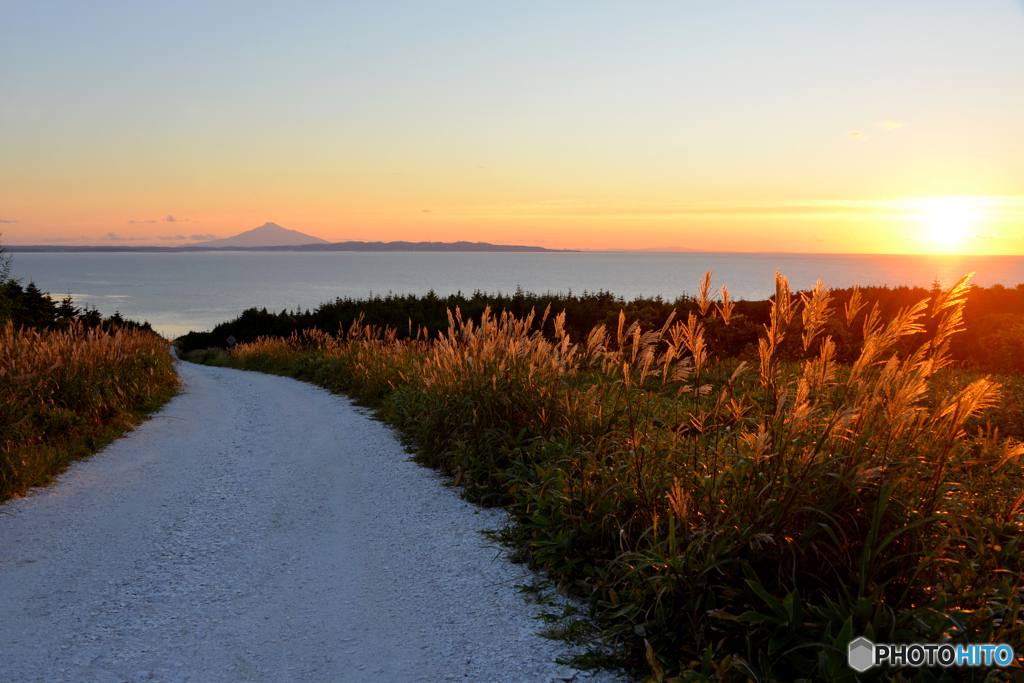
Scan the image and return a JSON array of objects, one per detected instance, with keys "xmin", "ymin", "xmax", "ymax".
[
  {"xmin": 1, "ymin": 321, "xmax": 179, "ymax": 501},
  {"xmin": 187, "ymin": 273, "xmax": 1024, "ymax": 682}
]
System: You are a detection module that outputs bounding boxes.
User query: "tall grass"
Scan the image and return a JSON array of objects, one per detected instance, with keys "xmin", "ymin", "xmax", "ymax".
[
  {"xmin": 205, "ymin": 272, "xmax": 1024, "ymax": 681},
  {"xmin": 1, "ymin": 321, "xmax": 179, "ymax": 500}
]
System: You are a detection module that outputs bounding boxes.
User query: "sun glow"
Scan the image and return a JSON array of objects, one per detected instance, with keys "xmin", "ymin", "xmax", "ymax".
[{"xmin": 918, "ymin": 197, "xmax": 979, "ymax": 248}]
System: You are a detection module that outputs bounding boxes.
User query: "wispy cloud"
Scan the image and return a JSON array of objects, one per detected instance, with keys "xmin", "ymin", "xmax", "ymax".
[
  {"xmin": 127, "ymin": 219, "xmax": 157, "ymax": 224},
  {"xmin": 159, "ymin": 235, "xmax": 187, "ymax": 240},
  {"xmin": 476, "ymin": 165, "xmax": 489, "ymax": 171},
  {"xmin": 100, "ymin": 232, "xmax": 150, "ymax": 241},
  {"xmin": 0, "ymin": 219, "xmax": 18, "ymax": 224},
  {"xmin": 848, "ymin": 131, "xmax": 867, "ymax": 141},
  {"xmin": 879, "ymin": 120, "xmax": 904, "ymax": 130},
  {"xmin": 166, "ymin": 215, "xmax": 192, "ymax": 223},
  {"xmin": 190, "ymin": 233, "xmax": 216, "ymax": 240},
  {"xmin": 422, "ymin": 209, "xmax": 430, "ymax": 213},
  {"xmin": 44, "ymin": 237, "xmax": 76, "ymax": 242}
]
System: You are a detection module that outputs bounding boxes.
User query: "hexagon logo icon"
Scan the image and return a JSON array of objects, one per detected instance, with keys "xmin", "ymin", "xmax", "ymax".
[{"xmin": 848, "ymin": 637, "xmax": 875, "ymax": 672}]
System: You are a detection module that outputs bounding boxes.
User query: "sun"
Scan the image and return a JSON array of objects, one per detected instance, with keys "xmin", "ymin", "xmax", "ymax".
[{"xmin": 917, "ymin": 197, "xmax": 978, "ymax": 248}]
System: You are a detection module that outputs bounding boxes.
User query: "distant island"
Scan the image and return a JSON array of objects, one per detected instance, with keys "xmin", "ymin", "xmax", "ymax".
[
  {"xmin": 14, "ymin": 222, "xmax": 577, "ymax": 253},
  {"xmin": 11, "ymin": 242, "xmax": 570, "ymax": 253},
  {"xmin": 9, "ymin": 245, "xmax": 569, "ymax": 255},
  {"xmin": 11, "ymin": 222, "xmax": 574, "ymax": 253},
  {"xmin": 198, "ymin": 222, "xmax": 334, "ymax": 248}
]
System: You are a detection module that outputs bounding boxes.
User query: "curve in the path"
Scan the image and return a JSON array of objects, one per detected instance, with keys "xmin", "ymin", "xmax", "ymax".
[{"xmin": 0, "ymin": 360, "xmax": 624, "ymax": 683}]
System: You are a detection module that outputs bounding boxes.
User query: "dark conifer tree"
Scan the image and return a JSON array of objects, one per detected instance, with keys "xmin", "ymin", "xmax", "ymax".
[
  {"xmin": 81, "ymin": 304, "xmax": 103, "ymax": 329},
  {"xmin": 57, "ymin": 294, "xmax": 80, "ymax": 321}
]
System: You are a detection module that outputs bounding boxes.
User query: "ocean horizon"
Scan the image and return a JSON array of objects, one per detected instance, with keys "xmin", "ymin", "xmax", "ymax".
[{"xmin": 10, "ymin": 251, "xmax": 1024, "ymax": 338}]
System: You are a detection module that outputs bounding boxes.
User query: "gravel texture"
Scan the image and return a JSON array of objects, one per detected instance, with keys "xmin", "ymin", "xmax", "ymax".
[{"xmin": 0, "ymin": 359, "xmax": 629, "ymax": 682}]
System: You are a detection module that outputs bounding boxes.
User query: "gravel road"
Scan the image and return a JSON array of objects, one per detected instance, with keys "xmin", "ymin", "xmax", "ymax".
[{"xmin": 0, "ymin": 359, "xmax": 627, "ymax": 682}]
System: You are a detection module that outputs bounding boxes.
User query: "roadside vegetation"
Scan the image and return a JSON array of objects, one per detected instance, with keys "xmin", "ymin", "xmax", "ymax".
[
  {"xmin": 186, "ymin": 270, "xmax": 1024, "ymax": 682},
  {"xmin": 0, "ymin": 240, "xmax": 179, "ymax": 501},
  {"xmin": 176, "ymin": 279, "xmax": 1024, "ymax": 376}
]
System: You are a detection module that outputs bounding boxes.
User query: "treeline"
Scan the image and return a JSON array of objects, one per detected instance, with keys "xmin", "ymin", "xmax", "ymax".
[
  {"xmin": 0, "ymin": 253, "xmax": 154, "ymax": 333},
  {"xmin": 177, "ymin": 279, "xmax": 1024, "ymax": 374}
]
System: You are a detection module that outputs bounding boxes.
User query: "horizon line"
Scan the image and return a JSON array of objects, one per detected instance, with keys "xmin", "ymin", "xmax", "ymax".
[{"xmin": 8, "ymin": 242, "xmax": 1024, "ymax": 258}]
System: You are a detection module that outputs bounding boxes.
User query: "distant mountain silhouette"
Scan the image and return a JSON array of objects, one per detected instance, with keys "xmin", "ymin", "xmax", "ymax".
[
  {"xmin": 197, "ymin": 222, "xmax": 330, "ymax": 247},
  {"xmin": 10, "ymin": 224, "xmax": 574, "ymax": 252},
  {"xmin": 9, "ymin": 240, "xmax": 573, "ymax": 253}
]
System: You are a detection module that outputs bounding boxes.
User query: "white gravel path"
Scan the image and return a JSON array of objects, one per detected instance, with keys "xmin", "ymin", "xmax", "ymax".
[{"xmin": 0, "ymin": 359, "xmax": 628, "ymax": 683}]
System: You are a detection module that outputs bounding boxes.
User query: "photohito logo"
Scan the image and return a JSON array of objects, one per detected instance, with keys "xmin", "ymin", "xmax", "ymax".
[{"xmin": 848, "ymin": 637, "xmax": 1015, "ymax": 672}]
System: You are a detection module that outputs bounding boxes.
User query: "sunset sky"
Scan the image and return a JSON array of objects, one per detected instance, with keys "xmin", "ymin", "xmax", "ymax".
[{"xmin": 2, "ymin": 1, "xmax": 1023, "ymax": 253}]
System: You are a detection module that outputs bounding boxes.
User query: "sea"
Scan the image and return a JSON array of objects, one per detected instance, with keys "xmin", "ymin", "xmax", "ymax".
[{"xmin": 9, "ymin": 251, "xmax": 1024, "ymax": 339}]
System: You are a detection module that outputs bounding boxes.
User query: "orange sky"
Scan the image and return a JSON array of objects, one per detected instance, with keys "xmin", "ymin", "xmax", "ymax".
[{"xmin": 2, "ymin": 2, "xmax": 1022, "ymax": 254}]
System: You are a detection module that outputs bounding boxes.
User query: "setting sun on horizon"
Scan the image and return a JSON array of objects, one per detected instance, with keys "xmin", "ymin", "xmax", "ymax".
[
  {"xmin": 1, "ymin": 2, "xmax": 1022, "ymax": 254},
  {"xmin": 918, "ymin": 197, "xmax": 979, "ymax": 251}
]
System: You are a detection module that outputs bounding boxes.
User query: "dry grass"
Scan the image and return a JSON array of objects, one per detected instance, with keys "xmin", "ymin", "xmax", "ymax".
[
  {"xmin": 196, "ymin": 271, "xmax": 1024, "ymax": 682},
  {"xmin": 1, "ymin": 321, "xmax": 179, "ymax": 500}
]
